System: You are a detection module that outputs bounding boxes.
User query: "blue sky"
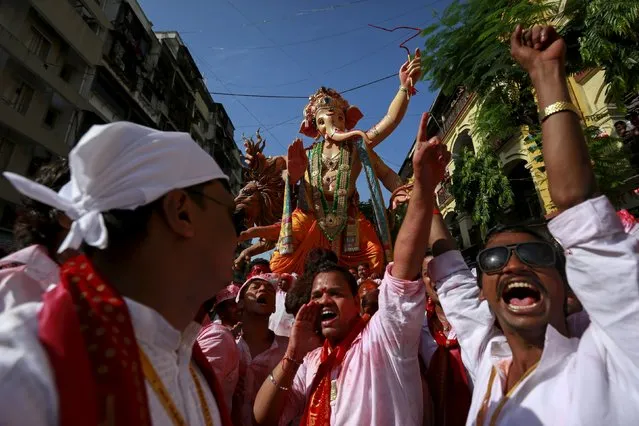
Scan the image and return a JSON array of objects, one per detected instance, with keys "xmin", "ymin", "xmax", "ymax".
[{"xmin": 138, "ymin": 0, "xmax": 452, "ymax": 201}]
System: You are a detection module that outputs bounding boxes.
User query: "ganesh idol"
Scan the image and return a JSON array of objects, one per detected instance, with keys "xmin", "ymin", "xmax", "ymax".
[{"xmin": 243, "ymin": 50, "xmax": 422, "ymax": 276}]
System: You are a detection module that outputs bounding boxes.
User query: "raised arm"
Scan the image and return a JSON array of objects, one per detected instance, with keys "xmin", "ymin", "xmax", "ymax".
[
  {"xmin": 510, "ymin": 25, "xmax": 595, "ymax": 211},
  {"xmin": 512, "ymin": 25, "xmax": 639, "ymax": 364},
  {"xmin": 393, "ymin": 112, "xmax": 450, "ymax": 280},
  {"xmin": 429, "ymin": 209, "xmax": 495, "ymax": 381},
  {"xmin": 365, "ymin": 50, "xmax": 422, "ymax": 148}
]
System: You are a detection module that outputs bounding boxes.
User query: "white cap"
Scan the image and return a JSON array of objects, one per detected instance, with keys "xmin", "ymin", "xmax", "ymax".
[{"xmin": 4, "ymin": 122, "xmax": 228, "ymax": 253}]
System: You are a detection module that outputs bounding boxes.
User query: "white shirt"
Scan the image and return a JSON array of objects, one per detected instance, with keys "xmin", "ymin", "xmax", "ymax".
[
  {"xmin": 0, "ymin": 245, "xmax": 59, "ymax": 312},
  {"xmin": 281, "ymin": 263, "xmax": 425, "ymax": 426},
  {"xmin": 269, "ymin": 289, "xmax": 294, "ymax": 337},
  {"xmin": 430, "ymin": 196, "xmax": 639, "ymax": 426},
  {"xmin": 0, "ymin": 297, "xmax": 222, "ymax": 425}
]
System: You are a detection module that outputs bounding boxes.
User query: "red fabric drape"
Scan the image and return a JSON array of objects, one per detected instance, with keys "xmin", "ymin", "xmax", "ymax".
[
  {"xmin": 299, "ymin": 314, "xmax": 370, "ymax": 426},
  {"xmin": 424, "ymin": 299, "xmax": 472, "ymax": 426},
  {"xmin": 38, "ymin": 254, "xmax": 233, "ymax": 426}
]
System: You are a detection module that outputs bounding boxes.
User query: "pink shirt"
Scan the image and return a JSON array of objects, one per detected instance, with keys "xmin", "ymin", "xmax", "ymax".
[
  {"xmin": 282, "ymin": 263, "xmax": 425, "ymax": 426},
  {"xmin": 235, "ymin": 334, "xmax": 288, "ymax": 426},
  {"xmin": 0, "ymin": 245, "xmax": 59, "ymax": 313},
  {"xmin": 197, "ymin": 321, "xmax": 239, "ymax": 412}
]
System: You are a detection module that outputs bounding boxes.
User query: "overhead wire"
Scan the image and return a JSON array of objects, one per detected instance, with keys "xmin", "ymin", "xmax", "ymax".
[
  {"xmin": 210, "ymin": 72, "xmax": 395, "ymax": 99},
  {"xmin": 205, "ymin": 0, "xmax": 443, "ymax": 51}
]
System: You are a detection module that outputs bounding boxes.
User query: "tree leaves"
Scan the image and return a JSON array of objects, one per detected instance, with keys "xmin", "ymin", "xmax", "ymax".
[{"xmin": 450, "ymin": 148, "xmax": 514, "ymax": 234}]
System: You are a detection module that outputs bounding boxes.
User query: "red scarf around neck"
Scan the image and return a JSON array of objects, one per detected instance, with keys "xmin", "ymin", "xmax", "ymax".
[
  {"xmin": 37, "ymin": 254, "xmax": 233, "ymax": 426},
  {"xmin": 424, "ymin": 298, "xmax": 471, "ymax": 426},
  {"xmin": 300, "ymin": 314, "xmax": 370, "ymax": 426}
]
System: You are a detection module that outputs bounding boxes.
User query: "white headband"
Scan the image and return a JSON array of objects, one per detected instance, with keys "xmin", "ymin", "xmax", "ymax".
[{"xmin": 4, "ymin": 122, "xmax": 228, "ymax": 253}]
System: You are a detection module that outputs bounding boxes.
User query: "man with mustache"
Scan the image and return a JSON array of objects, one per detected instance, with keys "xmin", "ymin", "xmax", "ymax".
[
  {"xmin": 233, "ymin": 273, "xmax": 288, "ymax": 426},
  {"xmin": 427, "ymin": 25, "xmax": 639, "ymax": 425},
  {"xmin": 253, "ymin": 111, "xmax": 451, "ymax": 426},
  {"xmin": 0, "ymin": 122, "xmax": 238, "ymax": 425}
]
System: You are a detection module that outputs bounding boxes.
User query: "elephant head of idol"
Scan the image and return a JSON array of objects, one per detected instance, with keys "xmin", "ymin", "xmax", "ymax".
[{"xmin": 299, "ymin": 87, "xmax": 369, "ymax": 143}]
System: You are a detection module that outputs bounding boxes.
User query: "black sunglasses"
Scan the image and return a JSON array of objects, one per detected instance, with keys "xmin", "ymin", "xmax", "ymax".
[
  {"xmin": 476, "ymin": 241, "xmax": 556, "ymax": 273},
  {"xmin": 187, "ymin": 191, "xmax": 246, "ymax": 237}
]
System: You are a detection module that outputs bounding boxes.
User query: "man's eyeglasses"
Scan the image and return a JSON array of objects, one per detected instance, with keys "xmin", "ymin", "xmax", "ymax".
[
  {"xmin": 476, "ymin": 241, "xmax": 556, "ymax": 273},
  {"xmin": 187, "ymin": 191, "xmax": 246, "ymax": 237}
]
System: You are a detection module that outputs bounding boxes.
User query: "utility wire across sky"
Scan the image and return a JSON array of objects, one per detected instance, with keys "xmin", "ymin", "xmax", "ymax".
[{"xmin": 210, "ymin": 73, "xmax": 396, "ymax": 99}]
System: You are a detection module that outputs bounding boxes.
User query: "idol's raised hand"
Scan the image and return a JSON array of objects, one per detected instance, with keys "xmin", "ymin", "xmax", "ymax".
[
  {"xmin": 399, "ymin": 48, "xmax": 422, "ymax": 89},
  {"xmin": 286, "ymin": 138, "xmax": 308, "ymax": 184}
]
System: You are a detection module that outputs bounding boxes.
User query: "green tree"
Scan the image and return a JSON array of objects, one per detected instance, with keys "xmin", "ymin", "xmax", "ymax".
[
  {"xmin": 584, "ymin": 126, "xmax": 635, "ymax": 199},
  {"xmin": 451, "ymin": 148, "xmax": 514, "ymax": 234},
  {"xmin": 421, "ymin": 0, "xmax": 639, "ymax": 220}
]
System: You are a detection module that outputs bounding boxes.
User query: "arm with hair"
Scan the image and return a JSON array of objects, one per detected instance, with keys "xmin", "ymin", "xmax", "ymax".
[
  {"xmin": 429, "ymin": 212, "xmax": 495, "ymax": 381},
  {"xmin": 511, "ymin": 25, "xmax": 639, "ymax": 370},
  {"xmin": 372, "ymin": 113, "xmax": 449, "ymax": 357}
]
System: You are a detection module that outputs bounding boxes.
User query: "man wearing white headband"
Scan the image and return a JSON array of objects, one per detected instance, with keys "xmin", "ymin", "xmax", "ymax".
[{"xmin": 0, "ymin": 122, "xmax": 237, "ymax": 426}]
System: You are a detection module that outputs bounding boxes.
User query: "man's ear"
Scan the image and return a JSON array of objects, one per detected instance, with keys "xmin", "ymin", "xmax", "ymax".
[
  {"xmin": 161, "ymin": 190, "xmax": 195, "ymax": 238},
  {"xmin": 479, "ymin": 288, "xmax": 486, "ymax": 301}
]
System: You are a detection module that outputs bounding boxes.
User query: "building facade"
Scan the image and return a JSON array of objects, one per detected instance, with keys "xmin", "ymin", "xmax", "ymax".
[
  {"xmin": 399, "ymin": 71, "xmax": 638, "ymax": 258},
  {"xmin": 0, "ymin": 0, "xmax": 242, "ymax": 249}
]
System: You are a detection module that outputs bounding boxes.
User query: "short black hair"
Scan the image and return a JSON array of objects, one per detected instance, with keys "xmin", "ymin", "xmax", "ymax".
[
  {"xmin": 83, "ymin": 181, "xmax": 212, "ymax": 257},
  {"xmin": 477, "ymin": 223, "xmax": 567, "ymax": 288},
  {"xmin": 615, "ymin": 120, "xmax": 627, "ymax": 128},
  {"xmin": 357, "ymin": 262, "xmax": 370, "ymax": 268},
  {"xmin": 13, "ymin": 157, "xmax": 70, "ymax": 255},
  {"xmin": 314, "ymin": 261, "xmax": 359, "ymax": 297},
  {"xmin": 304, "ymin": 248, "xmax": 338, "ymax": 273},
  {"xmin": 284, "ymin": 249, "xmax": 340, "ymax": 316}
]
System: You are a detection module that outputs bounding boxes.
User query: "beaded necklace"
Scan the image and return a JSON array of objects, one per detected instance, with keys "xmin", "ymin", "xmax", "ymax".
[{"xmin": 310, "ymin": 140, "xmax": 351, "ymax": 241}]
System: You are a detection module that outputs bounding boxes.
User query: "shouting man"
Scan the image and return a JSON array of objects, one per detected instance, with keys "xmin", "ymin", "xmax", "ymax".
[
  {"xmin": 253, "ymin": 112, "xmax": 451, "ymax": 426},
  {"xmin": 428, "ymin": 26, "xmax": 639, "ymax": 425}
]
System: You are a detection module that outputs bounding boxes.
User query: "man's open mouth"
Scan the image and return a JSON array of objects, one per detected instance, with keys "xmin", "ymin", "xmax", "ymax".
[
  {"xmin": 501, "ymin": 281, "xmax": 543, "ymax": 312},
  {"xmin": 320, "ymin": 308, "xmax": 338, "ymax": 325},
  {"xmin": 256, "ymin": 295, "xmax": 268, "ymax": 305}
]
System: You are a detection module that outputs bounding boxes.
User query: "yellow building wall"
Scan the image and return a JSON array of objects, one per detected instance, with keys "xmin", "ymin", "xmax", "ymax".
[{"xmin": 436, "ymin": 72, "xmax": 611, "ymax": 219}]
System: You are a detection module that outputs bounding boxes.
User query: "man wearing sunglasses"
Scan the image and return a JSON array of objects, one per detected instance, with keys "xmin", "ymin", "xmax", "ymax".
[{"xmin": 426, "ymin": 25, "xmax": 639, "ymax": 425}]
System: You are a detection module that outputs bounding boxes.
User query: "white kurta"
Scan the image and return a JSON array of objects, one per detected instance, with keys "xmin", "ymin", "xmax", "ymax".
[
  {"xmin": 269, "ymin": 289, "xmax": 294, "ymax": 337},
  {"xmin": 430, "ymin": 196, "xmax": 639, "ymax": 426},
  {"xmin": 0, "ymin": 245, "xmax": 59, "ymax": 313},
  {"xmin": 0, "ymin": 297, "xmax": 222, "ymax": 425}
]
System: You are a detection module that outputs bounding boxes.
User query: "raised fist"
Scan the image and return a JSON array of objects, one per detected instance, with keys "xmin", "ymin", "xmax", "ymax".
[
  {"xmin": 412, "ymin": 113, "xmax": 451, "ymax": 190},
  {"xmin": 510, "ymin": 24, "xmax": 566, "ymax": 78}
]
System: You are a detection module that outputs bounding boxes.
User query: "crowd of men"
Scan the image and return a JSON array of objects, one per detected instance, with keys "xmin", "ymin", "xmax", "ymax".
[{"xmin": 0, "ymin": 25, "xmax": 638, "ymax": 426}]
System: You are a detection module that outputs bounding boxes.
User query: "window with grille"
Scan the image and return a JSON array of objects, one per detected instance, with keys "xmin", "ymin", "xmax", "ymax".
[{"xmin": 27, "ymin": 26, "xmax": 52, "ymax": 62}]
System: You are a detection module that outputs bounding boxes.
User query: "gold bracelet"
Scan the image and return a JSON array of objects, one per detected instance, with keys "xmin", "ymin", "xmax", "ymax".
[{"xmin": 539, "ymin": 101, "xmax": 580, "ymax": 123}]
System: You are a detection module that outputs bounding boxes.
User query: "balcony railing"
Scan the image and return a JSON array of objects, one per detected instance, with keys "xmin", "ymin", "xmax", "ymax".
[{"xmin": 435, "ymin": 88, "xmax": 474, "ymax": 141}]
